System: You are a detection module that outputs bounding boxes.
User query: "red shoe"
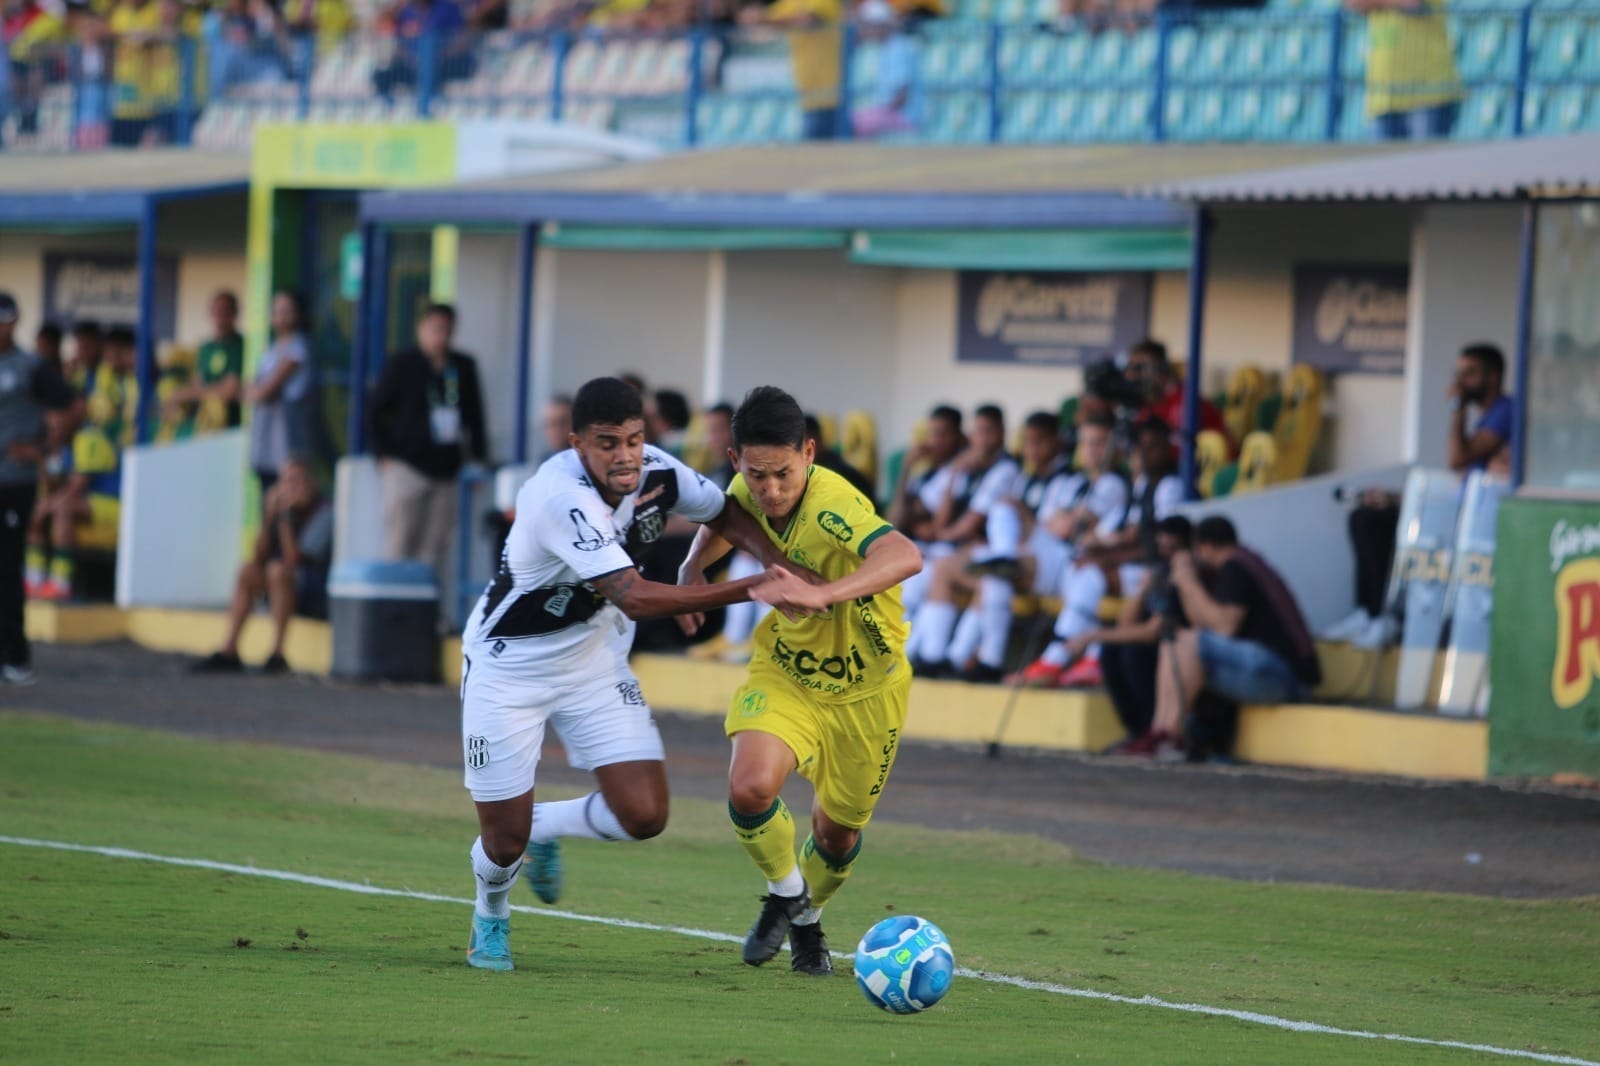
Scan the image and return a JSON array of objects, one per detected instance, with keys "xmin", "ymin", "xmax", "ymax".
[
  {"xmin": 1059, "ymin": 656, "xmax": 1103, "ymax": 688},
  {"xmin": 1116, "ymin": 730, "xmax": 1167, "ymax": 756},
  {"xmin": 1008, "ymin": 658, "xmax": 1066, "ymax": 689},
  {"xmin": 34, "ymin": 578, "xmax": 68, "ymax": 602}
]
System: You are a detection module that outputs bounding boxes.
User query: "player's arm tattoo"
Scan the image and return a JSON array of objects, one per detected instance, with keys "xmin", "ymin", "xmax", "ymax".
[{"xmin": 588, "ymin": 566, "xmax": 640, "ymax": 608}]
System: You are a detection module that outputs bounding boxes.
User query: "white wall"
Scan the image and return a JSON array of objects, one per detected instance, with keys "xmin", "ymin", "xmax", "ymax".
[
  {"xmin": 117, "ymin": 431, "xmax": 247, "ymax": 608},
  {"xmin": 540, "ymin": 247, "xmax": 710, "ymax": 406},
  {"xmin": 454, "ymin": 230, "xmax": 522, "ymax": 464},
  {"xmin": 720, "ymin": 249, "xmax": 899, "ymax": 417},
  {"xmin": 1403, "ymin": 203, "xmax": 1523, "ymax": 469}
]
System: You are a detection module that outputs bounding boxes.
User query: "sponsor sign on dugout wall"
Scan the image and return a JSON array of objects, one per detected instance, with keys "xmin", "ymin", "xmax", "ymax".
[
  {"xmin": 1291, "ymin": 263, "xmax": 1408, "ymax": 376},
  {"xmin": 955, "ymin": 270, "xmax": 1151, "ymax": 366},
  {"xmin": 1489, "ymin": 497, "xmax": 1600, "ymax": 777}
]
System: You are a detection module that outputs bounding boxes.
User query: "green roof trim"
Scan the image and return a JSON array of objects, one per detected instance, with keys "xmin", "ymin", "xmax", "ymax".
[{"xmin": 848, "ymin": 228, "xmax": 1193, "ymax": 271}]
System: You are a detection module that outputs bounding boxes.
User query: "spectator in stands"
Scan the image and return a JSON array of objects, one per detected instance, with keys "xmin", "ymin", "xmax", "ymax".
[
  {"xmin": 371, "ymin": 302, "xmax": 487, "ymax": 580},
  {"xmin": 25, "ymin": 421, "xmax": 120, "ymax": 603},
  {"xmin": 207, "ymin": 0, "xmax": 289, "ymax": 96},
  {"xmin": 193, "ymin": 456, "xmax": 333, "ymax": 676},
  {"xmin": 373, "ymin": 0, "xmax": 477, "ymax": 102},
  {"xmin": 248, "ymin": 290, "xmax": 316, "ymax": 501},
  {"xmin": 0, "ymin": 291, "xmax": 77, "ymax": 686},
  {"xmin": 650, "ymin": 388, "xmax": 691, "ymax": 458},
  {"xmin": 1326, "ymin": 342, "xmax": 1512, "ymax": 648},
  {"xmin": 5, "ymin": 0, "xmax": 63, "ymax": 141},
  {"xmin": 96, "ymin": 325, "xmax": 139, "ymax": 446},
  {"xmin": 33, "ymin": 322, "xmax": 62, "ymax": 371},
  {"xmin": 740, "ymin": 0, "xmax": 844, "ymax": 140},
  {"xmin": 65, "ymin": 3, "xmax": 111, "ymax": 149},
  {"xmin": 281, "ymin": 0, "xmax": 355, "ymax": 62},
  {"xmin": 899, "ymin": 403, "xmax": 1018, "ymax": 623},
  {"xmin": 1128, "ymin": 515, "xmax": 1320, "ymax": 759},
  {"xmin": 539, "ymin": 393, "xmax": 572, "ymax": 463},
  {"xmin": 164, "ymin": 290, "xmax": 244, "ymax": 434},
  {"xmin": 1126, "ymin": 338, "xmax": 1232, "ymax": 454},
  {"xmin": 1349, "ymin": 0, "xmax": 1460, "ymax": 141},
  {"xmin": 912, "ymin": 410, "xmax": 1081, "ymax": 681},
  {"xmin": 1016, "ymin": 416, "xmax": 1180, "ymax": 689},
  {"xmin": 702, "ymin": 401, "xmax": 736, "ymax": 490},
  {"xmin": 1061, "ymin": 514, "xmax": 1192, "ymax": 741},
  {"xmin": 851, "ymin": 0, "xmax": 918, "ymax": 139},
  {"xmin": 108, "ymin": 0, "xmax": 195, "ymax": 146}
]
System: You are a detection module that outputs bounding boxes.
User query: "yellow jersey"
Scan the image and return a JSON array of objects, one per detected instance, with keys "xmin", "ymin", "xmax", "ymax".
[
  {"xmin": 1364, "ymin": 0, "xmax": 1461, "ymax": 117},
  {"xmin": 729, "ymin": 465, "xmax": 908, "ymax": 703},
  {"xmin": 767, "ymin": 0, "xmax": 842, "ymax": 110}
]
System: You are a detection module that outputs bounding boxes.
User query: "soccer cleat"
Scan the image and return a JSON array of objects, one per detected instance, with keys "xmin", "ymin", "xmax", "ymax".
[
  {"xmin": 1009, "ymin": 657, "xmax": 1066, "ymax": 688},
  {"xmin": 1059, "ymin": 656, "xmax": 1104, "ymax": 688},
  {"xmin": 789, "ymin": 921, "xmax": 833, "ymax": 976},
  {"xmin": 965, "ymin": 555, "xmax": 1020, "ymax": 582},
  {"xmin": 33, "ymin": 578, "xmax": 68, "ymax": 602},
  {"xmin": 522, "ymin": 840, "xmax": 562, "ymax": 904},
  {"xmin": 260, "ymin": 653, "xmax": 291, "ymax": 675},
  {"xmin": 2, "ymin": 664, "xmax": 37, "ymax": 687},
  {"xmin": 1322, "ymin": 608, "xmax": 1373, "ymax": 643},
  {"xmin": 466, "ymin": 913, "xmax": 514, "ymax": 971},
  {"xmin": 742, "ymin": 890, "xmax": 809, "ymax": 966},
  {"xmin": 192, "ymin": 651, "xmax": 244, "ymax": 674},
  {"xmin": 1352, "ymin": 614, "xmax": 1399, "ymax": 651}
]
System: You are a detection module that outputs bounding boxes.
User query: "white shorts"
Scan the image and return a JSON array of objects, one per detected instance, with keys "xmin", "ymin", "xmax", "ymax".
[
  {"xmin": 460, "ymin": 648, "xmax": 665, "ymax": 803},
  {"xmin": 1027, "ymin": 534, "xmax": 1072, "ymax": 597}
]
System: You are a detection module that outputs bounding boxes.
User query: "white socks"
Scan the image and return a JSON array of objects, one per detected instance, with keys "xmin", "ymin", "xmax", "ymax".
[
  {"xmin": 910, "ymin": 601, "xmax": 958, "ymax": 663},
  {"xmin": 768, "ymin": 866, "xmax": 806, "ymax": 898},
  {"xmin": 471, "ymin": 836, "xmax": 523, "ymax": 919},
  {"xmin": 946, "ymin": 608, "xmax": 984, "ymax": 669},
  {"xmin": 530, "ymin": 791, "xmax": 637, "ymax": 843},
  {"xmin": 977, "ymin": 576, "xmax": 1014, "ymax": 669},
  {"xmin": 796, "ymin": 905, "xmax": 823, "ymax": 926},
  {"xmin": 723, "ymin": 551, "xmax": 767, "ymax": 643}
]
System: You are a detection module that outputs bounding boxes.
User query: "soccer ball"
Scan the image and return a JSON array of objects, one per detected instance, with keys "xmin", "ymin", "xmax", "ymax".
[{"xmin": 852, "ymin": 915, "xmax": 955, "ymax": 1014}]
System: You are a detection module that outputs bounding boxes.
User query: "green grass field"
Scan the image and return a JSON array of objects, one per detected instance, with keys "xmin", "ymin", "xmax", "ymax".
[{"xmin": 2, "ymin": 710, "xmax": 1598, "ymax": 1065}]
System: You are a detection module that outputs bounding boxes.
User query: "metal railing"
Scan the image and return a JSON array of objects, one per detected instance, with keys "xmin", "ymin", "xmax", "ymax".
[{"xmin": 3, "ymin": 4, "xmax": 1599, "ymax": 151}]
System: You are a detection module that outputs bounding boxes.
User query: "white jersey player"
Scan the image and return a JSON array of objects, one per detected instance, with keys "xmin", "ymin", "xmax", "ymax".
[{"xmin": 461, "ymin": 377, "xmax": 789, "ymax": 972}]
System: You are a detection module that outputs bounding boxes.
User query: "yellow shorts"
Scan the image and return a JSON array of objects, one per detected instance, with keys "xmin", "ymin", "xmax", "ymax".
[
  {"xmin": 79, "ymin": 495, "xmax": 121, "ymax": 553},
  {"xmin": 726, "ymin": 667, "xmax": 910, "ymax": 831}
]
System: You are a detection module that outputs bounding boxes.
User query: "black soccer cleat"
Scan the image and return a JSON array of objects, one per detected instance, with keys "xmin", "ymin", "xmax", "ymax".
[
  {"xmin": 742, "ymin": 890, "xmax": 809, "ymax": 966},
  {"xmin": 789, "ymin": 921, "xmax": 833, "ymax": 976}
]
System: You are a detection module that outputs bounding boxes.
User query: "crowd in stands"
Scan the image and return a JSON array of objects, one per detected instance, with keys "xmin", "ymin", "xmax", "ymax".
[{"xmin": 0, "ymin": 0, "xmax": 1486, "ymax": 147}]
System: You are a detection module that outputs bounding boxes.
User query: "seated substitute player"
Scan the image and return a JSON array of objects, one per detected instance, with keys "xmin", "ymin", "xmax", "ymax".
[
  {"xmin": 459, "ymin": 377, "xmax": 795, "ymax": 972},
  {"xmin": 678, "ymin": 386, "xmax": 923, "ymax": 977}
]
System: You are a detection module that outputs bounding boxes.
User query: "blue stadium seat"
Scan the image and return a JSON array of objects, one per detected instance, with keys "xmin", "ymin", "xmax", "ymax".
[
  {"xmin": 696, "ymin": 96, "xmax": 747, "ymax": 145},
  {"xmin": 1337, "ymin": 86, "xmax": 1369, "ymax": 141},
  {"xmin": 1193, "ymin": 24, "xmax": 1238, "ymax": 80},
  {"xmin": 1534, "ymin": 85, "xmax": 1590, "ymax": 135},
  {"xmin": 1455, "ymin": 87, "xmax": 1513, "ymax": 140},
  {"xmin": 1259, "ymin": 86, "xmax": 1312, "ymax": 140},
  {"xmin": 1002, "ymin": 31, "xmax": 1057, "ymax": 83},
  {"xmin": 851, "ymin": 41, "xmax": 882, "ymax": 95},
  {"xmin": 1042, "ymin": 89, "xmax": 1084, "ymax": 141},
  {"xmin": 1341, "ymin": 19, "xmax": 1368, "ymax": 79},
  {"xmin": 999, "ymin": 89, "xmax": 1047, "ymax": 141},
  {"xmin": 993, "ymin": 0, "xmax": 1029, "ymax": 23},
  {"xmin": 925, "ymin": 90, "xmax": 991, "ymax": 143},
  {"xmin": 1166, "ymin": 26, "xmax": 1200, "ymax": 79},
  {"xmin": 1454, "ymin": 14, "xmax": 1518, "ymax": 82},
  {"xmin": 1532, "ymin": 15, "xmax": 1584, "ymax": 79}
]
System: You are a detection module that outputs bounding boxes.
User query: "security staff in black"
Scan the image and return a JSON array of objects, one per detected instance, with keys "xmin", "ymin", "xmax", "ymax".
[{"xmin": 0, "ymin": 292, "xmax": 78, "ymax": 685}]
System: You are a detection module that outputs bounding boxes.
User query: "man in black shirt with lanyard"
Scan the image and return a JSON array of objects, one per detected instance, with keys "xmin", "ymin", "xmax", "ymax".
[
  {"xmin": 0, "ymin": 293, "xmax": 79, "ymax": 686},
  {"xmin": 372, "ymin": 302, "xmax": 488, "ymax": 583}
]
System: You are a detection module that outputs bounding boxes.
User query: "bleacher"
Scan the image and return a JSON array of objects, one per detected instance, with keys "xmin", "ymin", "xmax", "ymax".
[{"xmin": 9, "ymin": 3, "xmax": 1600, "ymax": 152}]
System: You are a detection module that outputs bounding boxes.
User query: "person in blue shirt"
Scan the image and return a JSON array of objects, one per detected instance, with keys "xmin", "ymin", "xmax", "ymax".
[
  {"xmin": 372, "ymin": 0, "xmax": 475, "ymax": 101},
  {"xmin": 1448, "ymin": 342, "xmax": 1512, "ymax": 477},
  {"xmin": 851, "ymin": 0, "xmax": 920, "ymax": 139}
]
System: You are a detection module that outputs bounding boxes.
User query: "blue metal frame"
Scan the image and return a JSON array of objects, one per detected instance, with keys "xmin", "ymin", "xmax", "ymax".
[
  {"xmin": 134, "ymin": 198, "xmax": 160, "ymax": 446},
  {"xmin": 513, "ymin": 223, "xmax": 538, "ymax": 465},
  {"xmin": 349, "ymin": 221, "xmax": 378, "ymax": 456},
  {"xmin": 1509, "ymin": 197, "xmax": 1536, "ymax": 489},
  {"xmin": 1178, "ymin": 206, "xmax": 1209, "ymax": 500},
  {"xmin": 360, "ymin": 189, "xmax": 1192, "ymax": 230}
]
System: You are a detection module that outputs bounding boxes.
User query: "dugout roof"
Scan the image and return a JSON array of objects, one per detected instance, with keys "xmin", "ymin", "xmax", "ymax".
[
  {"xmin": 1149, "ymin": 131, "xmax": 1600, "ymax": 203},
  {"xmin": 358, "ymin": 142, "xmax": 1376, "ymax": 269},
  {"xmin": 0, "ymin": 150, "xmax": 250, "ymax": 225}
]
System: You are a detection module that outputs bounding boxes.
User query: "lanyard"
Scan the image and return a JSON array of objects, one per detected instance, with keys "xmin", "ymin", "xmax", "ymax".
[{"xmin": 427, "ymin": 361, "xmax": 459, "ymax": 410}]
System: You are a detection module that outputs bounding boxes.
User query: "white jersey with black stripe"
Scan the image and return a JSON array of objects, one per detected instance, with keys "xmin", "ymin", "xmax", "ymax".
[{"xmin": 462, "ymin": 445, "xmax": 725, "ymax": 676}]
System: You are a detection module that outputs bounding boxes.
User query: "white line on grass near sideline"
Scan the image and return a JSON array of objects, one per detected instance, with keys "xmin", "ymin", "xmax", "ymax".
[{"xmin": 2, "ymin": 834, "xmax": 1594, "ymax": 1066}]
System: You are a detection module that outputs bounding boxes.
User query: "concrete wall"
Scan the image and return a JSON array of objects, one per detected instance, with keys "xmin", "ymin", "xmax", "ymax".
[
  {"xmin": 720, "ymin": 249, "xmax": 899, "ymax": 417},
  {"xmin": 1403, "ymin": 203, "xmax": 1524, "ymax": 469},
  {"xmin": 453, "ymin": 230, "xmax": 522, "ymax": 464}
]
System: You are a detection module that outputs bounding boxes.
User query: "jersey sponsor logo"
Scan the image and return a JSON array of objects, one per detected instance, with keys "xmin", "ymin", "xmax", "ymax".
[
  {"xmin": 465, "ymin": 735, "xmax": 489, "ymax": 770},
  {"xmin": 769, "ymin": 634, "xmax": 868, "ymax": 692},
  {"xmin": 854, "ymin": 595, "xmax": 893, "ymax": 657},
  {"xmin": 569, "ymin": 509, "xmax": 614, "ymax": 551},
  {"xmin": 490, "ymin": 639, "xmax": 506, "ymax": 658},
  {"xmin": 545, "ymin": 586, "xmax": 575, "ymax": 617},
  {"xmin": 818, "ymin": 510, "xmax": 854, "ymax": 544},
  {"xmin": 616, "ymin": 679, "xmax": 645, "ymax": 706},
  {"xmin": 1553, "ymin": 558, "xmax": 1600, "ymax": 710},
  {"xmin": 868, "ymin": 727, "xmax": 898, "ymax": 796}
]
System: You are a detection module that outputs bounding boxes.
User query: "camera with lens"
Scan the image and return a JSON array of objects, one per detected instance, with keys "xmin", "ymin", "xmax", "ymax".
[{"xmin": 1084, "ymin": 356, "xmax": 1148, "ymax": 412}]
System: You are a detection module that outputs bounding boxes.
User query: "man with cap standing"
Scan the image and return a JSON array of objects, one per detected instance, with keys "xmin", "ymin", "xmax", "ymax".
[{"xmin": 0, "ymin": 292, "xmax": 79, "ymax": 685}]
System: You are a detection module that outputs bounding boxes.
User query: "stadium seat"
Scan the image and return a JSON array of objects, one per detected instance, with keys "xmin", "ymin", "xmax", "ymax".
[
  {"xmin": 1210, "ymin": 461, "xmax": 1240, "ymax": 498},
  {"xmin": 1271, "ymin": 364, "xmax": 1324, "ymax": 482},
  {"xmin": 926, "ymin": 91, "xmax": 990, "ymax": 143},
  {"xmin": 1532, "ymin": 15, "xmax": 1585, "ymax": 80},
  {"xmin": 1234, "ymin": 431, "xmax": 1278, "ymax": 495},
  {"xmin": 1223, "ymin": 366, "xmax": 1266, "ymax": 444},
  {"xmin": 1455, "ymin": 13, "xmax": 1517, "ymax": 82},
  {"xmin": 1195, "ymin": 429, "xmax": 1231, "ymax": 499},
  {"xmin": 1456, "ymin": 87, "xmax": 1513, "ymax": 140},
  {"xmin": 1000, "ymin": 89, "xmax": 1047, "ymax": 141}
]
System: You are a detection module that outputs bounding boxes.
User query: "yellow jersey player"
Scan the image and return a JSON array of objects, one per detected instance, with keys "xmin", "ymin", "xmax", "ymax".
[{"xmin": 679, "ymin": 386, "xmax": 922, "ymax": 976}]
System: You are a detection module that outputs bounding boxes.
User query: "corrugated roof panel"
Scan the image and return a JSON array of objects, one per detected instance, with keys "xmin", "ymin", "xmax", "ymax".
[
  {"xmin": 0, "ymin": 149, "xmax": 250, "ymax": 194},
  {"xmin": 1150, "ymin": 132, "xmax": 1600, "ymax": 203}
]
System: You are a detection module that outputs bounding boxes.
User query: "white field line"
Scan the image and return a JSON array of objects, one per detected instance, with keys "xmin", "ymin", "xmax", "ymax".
[{"xmin": 2, "ymin": 834, "xmax": 1594, "ymax": 1066}]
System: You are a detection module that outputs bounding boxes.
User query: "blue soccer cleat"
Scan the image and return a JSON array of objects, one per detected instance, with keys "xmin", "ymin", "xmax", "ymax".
[
  {"xmin": 522, "ymin": 840, "xmax": 563, "ymax": 904},
  {"xmin": 466, "ymin": 913, "xmax": 514, "ymax": 971}
]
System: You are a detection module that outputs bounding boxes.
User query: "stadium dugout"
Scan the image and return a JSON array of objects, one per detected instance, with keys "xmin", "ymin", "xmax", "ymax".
[{"xmin": 0, "ymin": 149, "xmax": 250, "ymax": 443}]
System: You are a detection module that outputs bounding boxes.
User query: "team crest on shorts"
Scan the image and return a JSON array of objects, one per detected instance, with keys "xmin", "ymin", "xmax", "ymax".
[
  {"xmin": 466, "ymin": 735, "xmax": 489, "ymax": 769},
  {"xmin": 615, "ymin": 680, "xmax": 645, "ymax": 706}
]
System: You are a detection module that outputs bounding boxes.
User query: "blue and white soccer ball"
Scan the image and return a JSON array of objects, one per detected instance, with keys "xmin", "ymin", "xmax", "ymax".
[{"xmin": 852, "ymin": 915, "xmax": 955, "ymax": 1014}]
